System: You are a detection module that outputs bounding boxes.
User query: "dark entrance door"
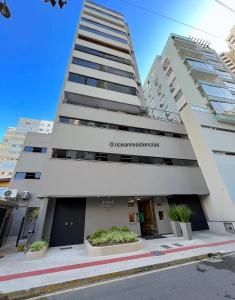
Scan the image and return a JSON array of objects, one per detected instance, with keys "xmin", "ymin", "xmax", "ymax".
[
  {"xmin": 50, "ymin": 198, "xmax": 86, "ymax": 247},
  {"xmin": 137, "ymin": 198, "xmax": 157, "ymax": 236},
  {"xmin": 168, "ymin": 195, "xmax": 209, "ymax": 231}
]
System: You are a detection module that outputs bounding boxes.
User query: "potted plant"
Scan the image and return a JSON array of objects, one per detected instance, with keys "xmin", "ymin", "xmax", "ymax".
[
  {"xmin": 167, "ymin": 205, "xmax": 182, "ymax": 237},
  {"xmin": 176, "ymin": 205, "xmax": 193, "ymax": 240},
  {"xmin": 25, "ymin": 240, "xmax": 48, "ymax": 260}
]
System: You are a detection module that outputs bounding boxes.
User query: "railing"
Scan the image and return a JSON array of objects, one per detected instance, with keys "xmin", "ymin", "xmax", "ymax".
[{"xmin": 63, "ymin": 99, "xmax": 182, "ymax": 124}]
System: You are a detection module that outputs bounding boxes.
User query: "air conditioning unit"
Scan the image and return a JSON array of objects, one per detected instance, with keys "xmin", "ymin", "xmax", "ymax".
[
  {"xmin": 4, "ymin": 189, "xmax": 17, "ymax": 199},
  {"xmin": 21, "ymin": 191, "xmax": 30, "ymax": 200}
]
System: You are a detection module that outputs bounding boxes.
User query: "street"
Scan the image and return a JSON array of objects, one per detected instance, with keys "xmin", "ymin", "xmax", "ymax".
[{"xmin": 38, "ymin": 253, "xmax": 235, "ymax": 300}]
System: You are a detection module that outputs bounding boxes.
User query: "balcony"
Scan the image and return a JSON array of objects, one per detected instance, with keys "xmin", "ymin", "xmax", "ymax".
[
  {"xmin": 214, "ymin": 113, "xmax": 235, "ymax": 125},
  {"xmin": 185, "ymin": 59, "xmax": 219, "ymax": 83},
  {"xmin": 64, "ymin": 81, "xmax": 142, "ymax": 114}
]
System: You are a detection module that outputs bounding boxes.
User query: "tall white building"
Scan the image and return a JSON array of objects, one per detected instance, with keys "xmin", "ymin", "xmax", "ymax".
[
  {"xmin": 144, "ymin": 34, "xmax": 235, "ymax": 234},
  {"xmin": 10, "ymin": 1, "xmax": 209, "ymax": 246},
  {"xmin": 221, "ymin": 25, "xmax": 235, "ymax": 75},
  {"xmin": 0, "ymin": 118, "xmax": 53, "ymax": 179}
]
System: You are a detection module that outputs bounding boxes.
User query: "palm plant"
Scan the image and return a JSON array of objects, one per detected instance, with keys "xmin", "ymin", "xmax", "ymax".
[
  {"xmin": 176, "ymin": 205, "xmax": 192, "ymax": 223},
  {"xmin": 167, "ymin": 205, "xmax": 179, "ymax": 221}
]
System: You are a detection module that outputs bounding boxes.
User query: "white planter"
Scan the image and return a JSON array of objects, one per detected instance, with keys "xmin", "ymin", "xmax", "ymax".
[
  {"xmin": 180, "ymin": 222, "xmax": 192, "ymax": 240},
  {"xmin": 25, "ymin": 247, "xmax": 47, "ymax": 260},
  {"xmin": 85, "ymin": 240, "xmax": 143, "ymax": 256},
  {"xmin": 170, "ymin": 221, "xmax": 182, "ymax": 237}
]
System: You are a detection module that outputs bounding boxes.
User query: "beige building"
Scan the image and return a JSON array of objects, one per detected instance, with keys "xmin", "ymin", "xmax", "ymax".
[
  {"xmin": 0, "ymin": 118, "xmax": 53, "ymax": 179},
  {"xmin": 221, "ymin": 25, "xmax": 235, "ymax": 75},
  {"xmin": 144, "ymin": 34, "xmax": 235, "ymax": 235},
  {"xmin": 9, "ymin": 1, "xmax": 210, "ymax": 247}
]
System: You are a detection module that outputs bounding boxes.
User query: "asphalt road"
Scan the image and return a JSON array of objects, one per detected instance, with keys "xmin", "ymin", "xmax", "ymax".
[{"xmin": 40, "ymin": 254, "xmax": 235, "ymax": 300}]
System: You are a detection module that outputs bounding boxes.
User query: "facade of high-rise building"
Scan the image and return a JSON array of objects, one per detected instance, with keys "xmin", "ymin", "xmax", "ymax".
[
  {"xmin": 9, "ymin": 1, "xmax": 209, "ymax": 246},
  {"xmin": 0, "ymin": 118, "xmax": 53, "ymax": 179},
  {"xmin": 221, "ymin": 25, "xmax": 235, "ymax": 75},
  {"xmin": 144, "ymin": 34, "xmax": 235, "ymax": 234}
]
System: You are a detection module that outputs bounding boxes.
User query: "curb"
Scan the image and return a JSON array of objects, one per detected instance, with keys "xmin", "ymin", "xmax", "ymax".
[{"xmin": 0, "ymin": 251, "xmax": 223, "ymax": 300}]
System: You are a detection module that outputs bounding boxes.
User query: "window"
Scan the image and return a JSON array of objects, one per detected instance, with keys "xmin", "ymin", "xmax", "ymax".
[
  {"xmin": 72, "ymin": 58, "xmax": 134, "ymax": 79},
  {"xmin": 79, "ymin": 25, "xmax": 128, "ymax": 44},
  {"xmin": 95, "ymin": 153, "xmax": 108, "ymax": 161},
  {"xmin": 24, "ymin": 146, "xmax": 47, "ymax": 153},
  {"xmin": 174, "ymin": 89, "xmax": 183, "ymax": 102},
  {"xmin": 81, "ymin": 17, "xmax": 126, "ymax": 36},
  {"xmin": 52, "ymin": 149, "xmax": 197, "ymax": 167},
  {"xmin": 224, "ymin": 81, "xmax": 235, "ymax": 91},
  {"xmin": 15, "ymin": 172, "xmax": 41, "ymax": 180},
  {"xmin": 59, "ymin": 116, "xmax": 186, "ymax": 138},
  {"xmin": 202, "ymin": 51, "xmax": 217, "ymax": 60},
  {"xmin": 84, "ymin": 4, "xmax": 123, "ymax": 21},
  {"xmin": 215, "ymin": 69, "xmax": 233, "ymax": 79},
  {"xmin": 166, "ymin": 67, "xmax": 173, "ymax": 78},
  {"xmin": 68, "ymin": 73, "xmax": 137, "ymax": 95},
  {"xmin": 201, "ymin": 84, "xmax": 234, "ymax": 100},
  {"xmin": 187, "ymin": 59, "xmax": 214, "ymax": 72},
  {"xmin": 74, "ymin": 44, "xmax": 132, "ymax": 65},
  {"xmin": 15, "ymin": 172, "xmax": 26, "ymax": 180},
  {"xmin": 210, "ymin": 101, "xmax": 235, "ymax": 114},
  {"xmin": 120, "ymin": 155, "xmax": 132, "ymax": 163}
]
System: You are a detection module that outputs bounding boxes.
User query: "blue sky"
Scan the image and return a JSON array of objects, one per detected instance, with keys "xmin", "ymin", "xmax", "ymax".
[{"xmin": 0, "ymin": 0, "xmax": 224, "ymax": 139}]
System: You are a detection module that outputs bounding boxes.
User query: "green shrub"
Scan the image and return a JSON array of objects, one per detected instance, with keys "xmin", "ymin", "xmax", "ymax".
[
  {"xmin": 29, "ymin": 240, "xmax": 47, "ymax": 252},
  {"xmin": 176, "ymin": 205, "xmax": 192, "ymax": 223},
  {"xmin": 167, "ymin": 205, "xmax": 179, "ymax": 221},
  {"xmin": 111, "ymin": 226, "xmax": 130, "ymax": 232},
  {"xmin": 89, "ymin": 229, "xmax": 107, "ymax": 240},
  {"xmin": 88, "ymin": 227, "xmax": 137, "ymax": 246}
]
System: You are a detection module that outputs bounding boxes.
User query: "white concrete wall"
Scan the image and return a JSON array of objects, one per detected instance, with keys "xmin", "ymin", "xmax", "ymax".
[
  {"xmin": 51, "ymin": 123, "xmax": 196, "ymax": 159},
  {"xmin": 180, "ymin": 105, "xmax": 235, "ymax": 224},
  {"xmin": 39, "ymin": 159, "xmax": 208, "ymax": 198},
  {"xmin": 84, "ymin": 197, "xmax": 140, "ymax": 236}
]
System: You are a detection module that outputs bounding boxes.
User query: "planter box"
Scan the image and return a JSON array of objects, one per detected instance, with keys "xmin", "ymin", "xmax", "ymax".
[
  {"xmin": 180, "ymin": 222, "xmax": 192, "ymax": 240},
  {"xmin": 25, "ymin": 247, "xmax": 47, "ymax": 260},
  {"xmin": 85, "ymin": 239, "xmax": 143, "ymax": 256},
  {"xmin": 170, "ymin": 221, "xmax": 182, "ymax": 237}
]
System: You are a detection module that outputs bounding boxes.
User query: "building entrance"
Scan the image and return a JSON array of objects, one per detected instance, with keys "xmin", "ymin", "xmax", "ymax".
[{"xmin": 137, "ymin": 198, "xmax": 157, "ymax": 237}]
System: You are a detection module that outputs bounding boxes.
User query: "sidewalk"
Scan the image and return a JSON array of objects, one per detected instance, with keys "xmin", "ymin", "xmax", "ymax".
[{"xmin": 0, "ymin": 231, "xmax": 235, "ymax": 298}]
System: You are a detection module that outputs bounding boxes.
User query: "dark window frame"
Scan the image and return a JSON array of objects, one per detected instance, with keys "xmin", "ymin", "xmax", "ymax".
[
  {"xmin": 74, "ymin": 44, "xmax": 132, "ymax": 65},
  {"xmin": 72, "ymin": 57, "xmax": 134, "ymax": 79},
  {"xmin": 68, "ymin": 73, "xmax": 137, "ymax": 95}
]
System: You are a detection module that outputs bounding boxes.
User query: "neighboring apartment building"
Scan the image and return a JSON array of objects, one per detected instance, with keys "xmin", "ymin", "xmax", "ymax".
[
  {"xmin": 144, "ymin": 34, "xmax": 235, "ymax": 234},
  {"xmin": 10, "ymin": 1, "xmax": 209, "ymax": 247},
  {"xmin": 221, "ymin": 25, "xmax": 235, "ymax": 75},
  {"xmin": 0, "ymin": 118, "xmax": 53, "ymax": 179}
]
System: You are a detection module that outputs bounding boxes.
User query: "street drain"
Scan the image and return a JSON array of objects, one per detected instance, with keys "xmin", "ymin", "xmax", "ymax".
[{"xmin": 60, "ymin": 246, "xmax": 73, "ymax": 250}]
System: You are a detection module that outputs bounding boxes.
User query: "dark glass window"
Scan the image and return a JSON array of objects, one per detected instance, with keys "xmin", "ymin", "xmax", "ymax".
[
  {"xmin": 74, "ymin": 44, "xmax": 132, "ymax": 65},
  {"xmin": 81, "ymin": 17, "xmax": 126, "ymax": 36},
  {"xmin": 59, "ymin": 116, "xmax": 187, "ymax": 139},
  {"xmin": 24, "ymin": 146, "xmax": 47, "ymax": 153},
  {"xmin": 15, "ymin": 172, "xmax": 26, "ymax": 180},
  {"xmin": 84, "ymin": 4, "xmax": 123, "ymax": 21},
  {"xmin": 15, "ymin": 172, "xmax": 41, "ymax": 180},
  {"xmin": 68, "ymin": 73, "xmax": 137, "ymax": 95},
  {"xmin": 86, "ymin": 1, "xmax": 123, "ymax": 18},
  {"xmin": 79, "ymin": 25, "xmax": 128, "ymax": 44},
  {"xmin": 52, "ymin": 148, "xmax": 198, "ymax": 167},
  {"xmin": 24, "ymin": 146, "xmax": 33, "ymax": 152},
  {"xmin": 72, "ymin": 57, "xmax": 134, "ymax": 79}
]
